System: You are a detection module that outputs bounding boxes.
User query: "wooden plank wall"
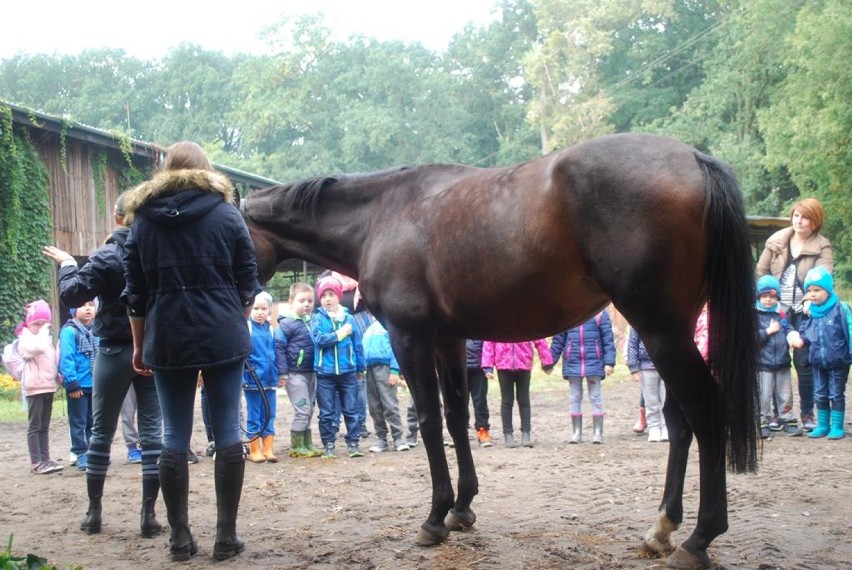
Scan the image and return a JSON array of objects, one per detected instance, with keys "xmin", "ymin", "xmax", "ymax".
[{"xmin": 38, "ymin": 138, "xmax": 122, "ymax": 257}]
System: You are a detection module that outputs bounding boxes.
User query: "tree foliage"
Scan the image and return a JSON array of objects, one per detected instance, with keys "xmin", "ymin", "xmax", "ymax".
[{"xmin": 0, "ymin": 0, "xmax": 848, "ymax": 280}]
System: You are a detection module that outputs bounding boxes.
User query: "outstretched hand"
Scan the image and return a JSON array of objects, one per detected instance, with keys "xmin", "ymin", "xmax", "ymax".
[{"xmin": 42, "ymin": 245, "xmax": 74, "ymax": 264}]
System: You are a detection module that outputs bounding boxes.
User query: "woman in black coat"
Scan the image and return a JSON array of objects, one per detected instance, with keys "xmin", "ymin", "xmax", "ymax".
[{"xmin": 121, "ymin": 141, "xmax": 261, "ymax": 562}]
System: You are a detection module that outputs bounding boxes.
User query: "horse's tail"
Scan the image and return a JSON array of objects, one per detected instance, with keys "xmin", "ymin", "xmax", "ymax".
[{"xmin": 696, "ymin": 151, "xmax": 759, "ymax": 474}]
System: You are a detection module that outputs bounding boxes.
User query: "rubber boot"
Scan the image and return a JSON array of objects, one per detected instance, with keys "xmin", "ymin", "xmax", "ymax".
[
  {"xmin": 261, "ymin": 435, "xmax": 278, "ymax": 463},
  {"xmin": 592, "ymin": 415, "xmax": 604, "ymax": 444},
  {"xmin": 570, "ymin": 416, "xmax": 582, "ymax": 444},
  {"xmin": 521, "ymin": 431, "xmax": 533, "ymax": 448},
  {"xmin": 213, "ymin": 443, "xmax": 246, "ymax": 561},
  {"xmin": 159, "ymin": 449, "xmax": 196, "ymax": 562},
  {"xmin": 80, "ymin": 475, "xmax": 104, "ymax": 534},
  {"xmin": 247, "ymin": 437, "xmax": 265, "ymax": 463},
  {"xmin": 289, "ymin": 431, "xmax": 309, "ymax": 458},
  {"xmin": 633, "ymin": 407, "xmax": 647, "ymax": 434},
  {"xmin": 303, "ymin": 430, "xmax": 323, "ymax": 457},
  {"xmin": 140, "ymin": 476, "xmax": 163, "ymax": 538},
  {"xmin": 807, "ymin": 409, "xmax": 831, "ymax": 438},
  {"xmin": 827, "ymin": 410, "xmax": 846, "ymax": 440},
  {"xmin": 504, "ymin": 433, "xmax": 516, "ymax": 448}
]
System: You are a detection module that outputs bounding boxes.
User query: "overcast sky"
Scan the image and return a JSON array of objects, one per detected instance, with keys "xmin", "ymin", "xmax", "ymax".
[{"xmin": 0, "ymin": 1, "xmax": 498, "ymax": 60}]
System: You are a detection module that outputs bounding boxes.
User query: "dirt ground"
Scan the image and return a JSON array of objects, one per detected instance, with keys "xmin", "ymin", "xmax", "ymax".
[{"xmin": 1, "ymin": 373, "xmax": 850, "ymax": 569}]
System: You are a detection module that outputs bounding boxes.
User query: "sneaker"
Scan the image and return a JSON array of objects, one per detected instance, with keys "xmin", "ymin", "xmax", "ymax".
[
  {"xmin": 205, "ymin": 442, "xmax": 216, "ymax": 457},
  {"xmin": 76, "ymin": 454, "xmax": 88, "ymax": 471},
  {"xmin": 360, "ymin": 429, "xmax": 372, "ymax": 439},
  {"xmin": 660, "ymin": 427, "xmax": 669, "ymax": 442},
  {"xmin": 802, "ymin": 415, "xmax": 816, "ymax": 432},
  {"xmin": 648, "ymin": 426, "xmax": 661, "ymax": 443},
  {"xmin": 477, "ymin": 427, "xmax": 493, "ymax": 448},
  {"xmin": 347, "ymin": 443, "xmax": 364, "ymax": 458},
  {"xmin": 187, "ymin": 450, "xmax": 199, "ymax": 464},
  {"xmin": 760, "ymin": 426, "xmax": 771, "ymax": 439},
  {"xmin": 406, "ymin": 433, "xmax": 418, "ymax": 448},
  {"xmin": 69, "ymin": 452, "xmax": 78, "ymax": 466},
  {"xmin": 783, "ymin": 422, "xmax": 802, "ymax": 436},
  {"xmin": 321, "ymin": 442, "xmax": 336, "ymax": 459},
  {"xmin": 768, "ymin": 418, "xmax": 783, "ymax": 431},
  {"xmin": 394, "ymin": 441, "xmax": 410, "ymax": 452},
  {"xmin": 369, "ymin": 440, "xmax": 389, "ymax": 453},
  {"xmin": 127, "ymin": 447, "xmax": 142, "ymax": 464},
  {"xmin": 32, "ymin": 461, "xmax": 53, "ymax": 475}
]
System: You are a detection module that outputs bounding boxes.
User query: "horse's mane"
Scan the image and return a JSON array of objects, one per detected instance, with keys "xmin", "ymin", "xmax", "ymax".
[{"xmin": 276, "ymin": 166, "xmax": 412, "ymax": 219}]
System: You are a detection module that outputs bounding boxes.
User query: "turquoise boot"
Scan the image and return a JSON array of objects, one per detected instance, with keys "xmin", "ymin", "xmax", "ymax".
[
  {"xmin": 827, "ymin": 410, "xmax": 846, "ymax": 440},
  {"xmin": 807, "ymin": 409, "xmax": 831, "ymax": 438}
]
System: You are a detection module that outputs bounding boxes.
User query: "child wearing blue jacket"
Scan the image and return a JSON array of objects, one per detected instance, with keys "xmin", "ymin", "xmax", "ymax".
[
  {"xmin": 276, "ymin": 282, "xmax": 322, "ymax": 458},
  {"xmin": 789, "ymin": 267, "xmax": 851, "ymax": 440},
  {"xmin": 754, "ymin": 276, "xmax": 798, "ymax": 438},
  {"xmin": 243, "ymin": 292, "xmax": 279, "ymax": 463},
  {"xmin": 59, "ymin": 301, "xmax": 98, "ymax": 470},
  {"xmin": 549, "ymin": 311, "xmax": 615, "ymax": 444},
  {"xmin": 311, "ymin": 276, "xmax": 366, "ymax": 458},
  {"xmin": 363, "ymin": 316, "xmax": 409, "ymax": 452}
]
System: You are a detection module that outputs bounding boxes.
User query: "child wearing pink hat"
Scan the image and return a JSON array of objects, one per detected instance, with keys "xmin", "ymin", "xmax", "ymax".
[{"xmin": 15, "ymin": 300, "xmax": 63, "ymax": 474}]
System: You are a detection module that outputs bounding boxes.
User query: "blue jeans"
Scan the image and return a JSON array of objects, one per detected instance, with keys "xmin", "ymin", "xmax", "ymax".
[
  {"xmin": 66, "ymin": 388, "xmax": 93, "ymax": 456},
  {"xmin": 316, "ymin": 373, "xmax": 360, "ymax": 445},
  {"xmin": 155, "ymin": 360, "xmax": 244, "ymax": 452},
  {"xmin": 813, "ymin": 366, "xmax": 849, "ymax": 413},
  {"xmin": 244, "ymin": 388, "xmax": 277, "ymax": 436}
]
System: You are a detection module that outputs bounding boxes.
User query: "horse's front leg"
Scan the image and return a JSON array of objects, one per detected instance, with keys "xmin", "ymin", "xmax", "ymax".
[
  {"xmin": 391, "ymin": 329, "xmax": 455, "ymax": 546},
  {"xmin": 436, "ymin": 339, "xmax": 478, "ymax": 531}
]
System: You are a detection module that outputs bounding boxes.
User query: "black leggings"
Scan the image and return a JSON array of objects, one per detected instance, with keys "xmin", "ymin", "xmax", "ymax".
[{"xmin": 498, "ymin": 370, "xmax": 531, "ymax": 434}]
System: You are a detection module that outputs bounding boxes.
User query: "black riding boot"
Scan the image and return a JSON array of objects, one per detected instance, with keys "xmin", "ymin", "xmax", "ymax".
[
  {"xmin": 140, "ymin": 476, "xmax": 163, "ymax": 538},
  {"xmin": 159, "ymin": 449, "xmax": 196, "ymax": 561},
  {"xmin": 80, "ymin": 475, "xmax": 104, "ymax": 534},
  {"xmin": 213, "ymin": 443, "xmax": 246, "ymax": 561}
]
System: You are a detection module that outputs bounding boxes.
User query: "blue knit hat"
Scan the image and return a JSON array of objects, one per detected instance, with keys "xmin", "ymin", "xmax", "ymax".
[
  {"xmin": 756, "ymin": 275, "xmax": 780, "ymax": 297},
  {"xmin": 803, "ymin": 266, "xmax": 834, "ymax": 296}
]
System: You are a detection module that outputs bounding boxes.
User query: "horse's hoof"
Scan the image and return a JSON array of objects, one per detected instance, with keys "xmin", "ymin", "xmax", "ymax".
[
  {"xmin": 642, "ymin": 530, "xmax": 676, "ymax": 556},
  {"xmin": 666, "ymin": 545, "xmax": 712, "ymax": 569},
  {"xmin": 414, "ymin": 524, "xmax": 449, "ymax": 547},
  {"xmin": 445, "ymin": 508, "xmax": 477, "ymax": 531}
]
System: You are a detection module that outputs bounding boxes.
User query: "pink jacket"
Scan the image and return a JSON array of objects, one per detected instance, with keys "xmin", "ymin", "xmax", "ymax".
[
  {"xmin": 16, "ymin": 327, "xmax": 59, "ymax": 396},
  {"xmin": 481, "ymin": 340, "xmax": 553, "ymax": 371},
  {"xmin": 694, "ymin": 305, "xmax": 709, "ymax": 363}
]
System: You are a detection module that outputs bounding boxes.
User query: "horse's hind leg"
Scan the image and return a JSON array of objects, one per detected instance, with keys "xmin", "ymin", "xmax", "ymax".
[
  {"xmin": 643, "ymin": 395, "xmax": 692, "ymax": 555},
  {"xmin": 389, "ymin": 327, "xmax": 455, "ymax": 546},
  {"xmin": 642, "ymin": 330, "xmax": 727, "ymax": 569},
  {"xmin": 435, "ymin": 339, "xmax": 478, "ymax": 531}
]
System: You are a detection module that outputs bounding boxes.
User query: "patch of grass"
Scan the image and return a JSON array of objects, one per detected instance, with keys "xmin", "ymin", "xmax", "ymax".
[{"xmin": 0, "ymin": 393, "xmax": 66, "ymax": 423}]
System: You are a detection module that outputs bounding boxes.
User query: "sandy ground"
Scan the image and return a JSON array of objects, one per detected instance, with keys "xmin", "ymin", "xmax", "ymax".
[{"xmin": 1, "ymin": 373, "xmax": 850, "ymax": 569}]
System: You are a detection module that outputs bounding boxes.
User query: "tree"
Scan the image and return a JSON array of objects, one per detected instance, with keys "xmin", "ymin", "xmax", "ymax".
[{"xmin": 759, "ymin": 0, "xmax": 852, "ymax": 280}]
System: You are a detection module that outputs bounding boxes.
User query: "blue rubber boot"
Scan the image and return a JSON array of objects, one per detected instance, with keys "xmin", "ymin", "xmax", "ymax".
[
  {"xmin": 807, "ymin": 409, "xmax": 831, "ymax": 438},
  {"xmin": 827, "ymin": 410, "xmax": 846, "ymax": 440}
]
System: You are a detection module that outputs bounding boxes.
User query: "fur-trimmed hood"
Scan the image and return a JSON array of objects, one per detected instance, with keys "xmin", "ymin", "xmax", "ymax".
[{"xmin": 123, "ymin": 169, "xmax": 235, "ymax": 224}]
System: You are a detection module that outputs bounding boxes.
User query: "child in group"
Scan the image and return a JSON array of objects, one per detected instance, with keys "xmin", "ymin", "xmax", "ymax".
[
  {"xmin": 58, "ymin": 301, "xmax": 98, "ymax": 470},
  {"xmin": 548, "ymin": 310, "xmax": 616, "ymax": 444},
  {"xmin": 627, "ymin": 328, "xmax": 668, "ymax": 442},
  {"xmin": 363, "ymin": 315, "xmax": 409, "ymax": 452},
  {"xmin": 311, "ymin": 276, "xmax": 366, "ymax": 458},
  {"xmin": 275, "ymin": 282, "xmax": 322, "ymax": 458},
  {"xmin": 466, "ymin": 339, "xmax": 492, "ymax": 447},
  {"xmin": 754, "ymin": 276, "xmax": 798, "ymax": 438},
  {"xmin": 788, "ymin": 267, "xmax": 851, "ymax": 440},
  {"xmin": 243, "ymin": 291, "xmax": 279, "ymax": 463},
  {"xmin": 16, "ymin": 300, "xmax": 63, "ymax": 474},
  {"xmin": 482, "ymin": 338, "xmax": 553, "ymax": 448}
]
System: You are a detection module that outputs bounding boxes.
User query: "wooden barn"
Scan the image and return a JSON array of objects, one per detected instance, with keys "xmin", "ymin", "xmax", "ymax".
[{"xmin": 3, "ymin": 101, "xmax": 285, "ymax": 320}]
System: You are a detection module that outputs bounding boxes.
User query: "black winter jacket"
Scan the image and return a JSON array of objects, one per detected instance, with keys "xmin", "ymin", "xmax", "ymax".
[
  {"xmin": 121, "ymin": 169, "xmax": 261, "ymax": 370},
  {"xmin": 57, "ymin": 227, "xmax": 133, "ymax": 345}
]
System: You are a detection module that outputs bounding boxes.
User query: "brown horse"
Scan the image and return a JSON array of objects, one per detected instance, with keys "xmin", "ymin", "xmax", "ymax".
[{"xmin": 240, "ymin": 133, "xmax": 759, "ymax": 569}]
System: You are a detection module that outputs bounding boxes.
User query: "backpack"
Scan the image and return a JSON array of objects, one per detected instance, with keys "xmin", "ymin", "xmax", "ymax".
[{"xmin": 2, "ymin": 339, "xmax": 26, "ymax": 381}]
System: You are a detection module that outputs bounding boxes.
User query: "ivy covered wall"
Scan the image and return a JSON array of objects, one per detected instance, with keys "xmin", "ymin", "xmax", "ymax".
[{"xmin": 0, "ymin": 108, "xmax": 52, "ymax": 346}]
